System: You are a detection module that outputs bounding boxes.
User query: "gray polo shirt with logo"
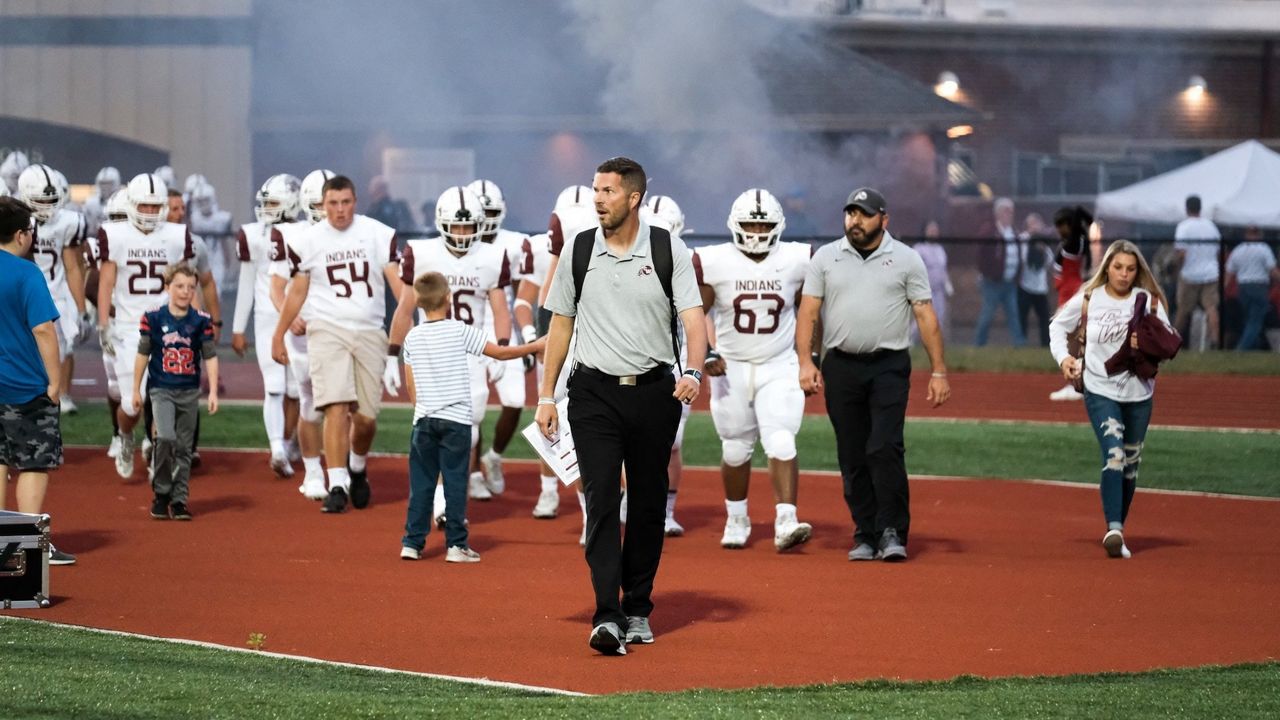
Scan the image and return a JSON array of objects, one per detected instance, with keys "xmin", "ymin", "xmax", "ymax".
[
  {"xmin": 802, "ymin": 231, "xmax": 932, "ymax": 354},
  {"xmin": 544, "ymin": 220, "xmax": 702, "ymax": 376}
]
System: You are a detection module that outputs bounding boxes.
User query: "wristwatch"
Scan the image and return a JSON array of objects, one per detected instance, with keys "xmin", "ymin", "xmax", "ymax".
[{"xmin": 682, "ymin": 368, "xmax": 703, "ymax": 383}]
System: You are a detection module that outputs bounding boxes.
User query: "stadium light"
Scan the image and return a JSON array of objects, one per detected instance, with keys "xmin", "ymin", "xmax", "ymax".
[
  {"xmin": 1186, "ymin": 75, "xmax": 1207, "ymax": 100},
  {"xmin": 935, "ymin": 71, "xmax": 960, "ymax": 99},
  {"xmin": 947, "ymin": 125, "xmax": 974, "ymax": 139}
]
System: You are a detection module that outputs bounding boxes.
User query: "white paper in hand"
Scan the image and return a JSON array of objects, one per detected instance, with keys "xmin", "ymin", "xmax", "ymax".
[{"xmin": 520, "ymin": 398, "xmax": 579, "ymax": 486}]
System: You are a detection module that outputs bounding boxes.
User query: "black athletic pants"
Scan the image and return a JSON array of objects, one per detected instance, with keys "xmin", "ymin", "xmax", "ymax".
[
  {"xmin": 821, "ymin": 348, "xmax": 912, "ymax": 547},
  {"xmin": 568, "ymin": 365, "xmax": 681, "ymax": 629}
]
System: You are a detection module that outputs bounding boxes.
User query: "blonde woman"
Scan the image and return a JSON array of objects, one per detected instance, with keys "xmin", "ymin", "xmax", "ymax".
[{"xmin": 1049, "ymin": 240, "xmax": 1171, "ymax": 559}]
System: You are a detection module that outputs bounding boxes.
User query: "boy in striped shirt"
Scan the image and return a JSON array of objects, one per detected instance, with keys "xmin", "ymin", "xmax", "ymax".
[{"xmin": 400, "ymin": 272, "xmax": 543, "ymax": 563}]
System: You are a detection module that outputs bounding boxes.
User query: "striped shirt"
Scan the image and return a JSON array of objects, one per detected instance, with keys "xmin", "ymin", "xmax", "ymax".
[{"xmin": 403, "ymin": 319, "xmax": 488, "ymax": 424}]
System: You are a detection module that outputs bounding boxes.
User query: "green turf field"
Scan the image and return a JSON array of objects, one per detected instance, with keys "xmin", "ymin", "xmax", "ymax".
[
  {"xmin": 60, "ymin": 402, "xmax": 1280, "ymax": 498},
  {"xmin": 2, "ymin": 619, "xmax": 1278, "ymax": 719}
]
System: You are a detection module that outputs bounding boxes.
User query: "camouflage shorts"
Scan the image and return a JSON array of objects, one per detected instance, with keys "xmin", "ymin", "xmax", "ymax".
[{"xmin": 0, "ymin": 394, "xmax": 64, "ymax": 472}]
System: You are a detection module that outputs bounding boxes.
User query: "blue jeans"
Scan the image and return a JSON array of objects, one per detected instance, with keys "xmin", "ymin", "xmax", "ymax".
[
  {"xmin": 1236, "ymin": 283, "xmax": 1270, "ymax": 351},
  {"xmin": 975, "ymin": 278, "xmax": 1026, "ymax": 346},
  {"xmin": 403, "ymin": 416, "xmax": 472, "ymax": 551},
  {"xmin": 1083, "ymin": 391, "xmax": 1153, "ymax": 527}
]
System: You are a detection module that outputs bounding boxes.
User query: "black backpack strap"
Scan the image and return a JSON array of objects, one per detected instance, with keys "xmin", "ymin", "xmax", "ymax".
[
  {"xmin": 571, "ymin": 228, "xmax": 596, "ymax": 307},
  {"xmin": 648, "ymin": 226, "xmax": 681, "ymax": 372}
]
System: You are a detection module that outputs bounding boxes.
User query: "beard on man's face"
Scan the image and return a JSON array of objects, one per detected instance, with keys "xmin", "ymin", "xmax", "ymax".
[{"xmin": 845, "ymin": 220, "xmax": 884, "ymax": 248}]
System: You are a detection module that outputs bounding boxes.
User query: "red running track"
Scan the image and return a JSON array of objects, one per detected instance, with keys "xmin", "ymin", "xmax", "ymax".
[{"xmin": 10, "ymin": 450, "xmax": 1280, "ymax": 694}]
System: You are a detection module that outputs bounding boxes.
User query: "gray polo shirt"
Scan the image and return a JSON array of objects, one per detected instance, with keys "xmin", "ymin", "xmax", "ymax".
[
  {"xmin": 802, "ymin": 231, "xmax": 932, "ymax": 354},
  {"xmin": 544, "ymin": 220, "xmax": 701, "ymax": 376}
]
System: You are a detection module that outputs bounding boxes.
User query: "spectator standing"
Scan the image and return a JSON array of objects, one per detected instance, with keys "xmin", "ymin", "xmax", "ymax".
[
  {"xmin": 1225, "ymin": 226, "xmax": 1279, "ymax": 350},
  {"xmin": 974, "ymin": 197, "xmax": 1026, "ymax": 346},
  {"xmin": 0, "ymin": 196, "xmax": 75, "ymax": 564},
  {"xmin": 913, "ymin": 221, "xmax": 953, "ymax": 337},
  {"xmin": 1173, "ymin": 195, "xmax": 1221, "ymax": 348},
  {"xmin": 1017, "ymin": 213, "xmax": 1052, "ymax": 347},
  {"xmin": 796, "ymin": 187, "xmax": 950, "ymax": 563}
]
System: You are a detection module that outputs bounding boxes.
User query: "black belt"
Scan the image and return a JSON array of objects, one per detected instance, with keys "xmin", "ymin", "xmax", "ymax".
[
  {"xmin": 830, "ymin": 347, "xmax": 905, "ymax": 363},
  {"xmin": 573, "ymin": 363, "xmax": 672, "ymax": 386}
]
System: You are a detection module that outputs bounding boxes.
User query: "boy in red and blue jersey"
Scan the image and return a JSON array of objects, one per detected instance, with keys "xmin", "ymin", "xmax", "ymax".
[{"xmin": 132, "ymin": 263, "xmax": 219, "ymax": 520}]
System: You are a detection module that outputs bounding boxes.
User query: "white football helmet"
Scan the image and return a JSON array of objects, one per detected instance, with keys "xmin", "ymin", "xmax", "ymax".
[
  {"xmin": 105, "ymin": 189, "xmax": 130, "ymax": 222},
  {"xmin": 153, "ymin": 165, "xmax": 177, "ymax": 190},
  {"xmin": 125, "ymin": 173, "xmax": 168, "ymax": 232},
  {"xmin": 183, "ymin": 173, "xmax": 208, "ymax": 197},
  {"xmin": 255, "ymin": 174, "xmax": 301, "ymax": 225},
  {"xmin": 728, "ymin": 188, "xmax": 786, "ymax": 255},
  {"xmin": 643, "ymin": 195, "xmax": 685, "ymax": 238},
  {"xmin": 51, "ymin": 169, "xmax": 70, "ymax": 205},
  {"xmin": 190, "ymin": 181, "xmax": 217, "ymax": 214},
  {"xmin": 1, "ymin": 151, "xmax": 30, "ymax": 190},
  {"xmin": 553, "ymin": 184, "xmax": 597, "ymax": 240},
  {"xmin": 95, "ymin": 166, "xmax": 122, "ymax": 198},
  {"xmin": 555, "ymin": 184, "xmax": 592, "ymax": 213},
  {"xmin": 17, "ymin": 164, "xmax": 65, "ymax": 223},
  {"xmin": 435, "ymin": 186, "xmax": 486, "ymax": 253},
  {"xmin": 299, "ymin": 169, "xmax": 335, "ymax": 224},
  {"xmin": 465, "ymin": 179, "xmax": 506, "ymax": 235}
]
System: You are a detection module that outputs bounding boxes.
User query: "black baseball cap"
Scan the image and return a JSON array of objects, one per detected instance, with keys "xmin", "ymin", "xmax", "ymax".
[{"xmin": 844, "ymin": 187, "xmax": 886, "ymax": 215}]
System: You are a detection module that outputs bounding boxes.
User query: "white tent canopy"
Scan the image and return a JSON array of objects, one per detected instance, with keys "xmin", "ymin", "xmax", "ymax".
[{"xmin": 1095, "ymin": 139, "xmax": 1280, "ymax": 228}]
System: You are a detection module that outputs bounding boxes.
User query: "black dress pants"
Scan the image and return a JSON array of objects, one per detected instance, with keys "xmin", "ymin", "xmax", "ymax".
[
  {"xmin": 568, "ymin": 367, "xmax": 681, "ymax": 628},
  {"xmin": 821, "ymin": 349, "xmax": 912, "ymax": 547}
]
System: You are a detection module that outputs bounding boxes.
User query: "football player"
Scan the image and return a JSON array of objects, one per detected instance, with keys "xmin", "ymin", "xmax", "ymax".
[
  {"xmin": 268, "ymin": 169, "xmax": 334, "ymax": 500},
  {"xmin": 695, "ymin": 188, "xmax": 813, "ymax": 552},
  {"xmin": 388, "ymin": 186, "xmax": 511, "ymax": 510},
  {"xmin": 467, "ymin": 179, "xmax": 530, "ymax": 497},
  {"xmin": 187, "ymin": 180, "xmax": 236, "ymax": 296},
  {"xmin": 233, "ymin": 174, "xmax": 303, "ymax": 478},
  {"xmin": 0, "ymin": 151, "xmax": 30, "ymax": 193},
  {"xmin": 97, "ymin": 173, "xmax": 197, "ymax": 479},
  {"xmin": 16, "ymin": 164, "xmax": 89, "ymax": 414},
  {"xmin": 82, "ymin": 166, "xmax": 122, "ymax": 237},
  {"xmin": 271, "ymin": 175, "xmax": 407, "ymax": 514}
]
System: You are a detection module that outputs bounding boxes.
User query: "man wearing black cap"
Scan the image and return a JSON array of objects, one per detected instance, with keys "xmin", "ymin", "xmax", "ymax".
[{"xmin": 796, "ymin": 187, "xmax": 950, "ymax": 562}]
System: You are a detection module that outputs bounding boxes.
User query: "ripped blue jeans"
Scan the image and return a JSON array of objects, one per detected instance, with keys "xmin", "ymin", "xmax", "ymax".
[{"xmin": 1083, "ymin": 391, "xmax": 1153, "ymax": 527}]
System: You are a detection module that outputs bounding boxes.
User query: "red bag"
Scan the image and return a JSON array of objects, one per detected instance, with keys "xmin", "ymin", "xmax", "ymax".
[
  {"xmin": 1104, "ymin": 292, "xmax": 1180, "ymax": 380},
  {"xmin": 1066, "ymin": 293, "xmax": 1090, "ymax": 392}
]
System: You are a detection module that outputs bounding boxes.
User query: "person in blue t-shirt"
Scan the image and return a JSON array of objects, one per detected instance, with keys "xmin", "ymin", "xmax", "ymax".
[
  {"xmin": 132, "ymin": 263, "xmax": 219, "ymax": 521},
  {"xmin": 0, "ymin": 196, "xmax": 76, "ymax": 564}
]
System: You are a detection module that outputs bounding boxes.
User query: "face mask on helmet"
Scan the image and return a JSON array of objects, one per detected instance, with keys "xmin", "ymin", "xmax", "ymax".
[
  {"xmin": 17, "ymin": 164, "xmax": 65, "ymax": 223},
  {"xmin": 435, "ymin": 186, "xmax": 485, "ymax": 252},
  {"xmin": 728, "ymin": 188, "xmax": 786, "ymax": 255},
  {"xmin": 96, "ymin": 166, "xmax": 121, "ymax": 198},
  {"xmin": 255, "ymin": 174, "xmax": 302, "ymax": 225},
  {"xmin": 299, "ymin": 169, "xmax": 335, "ymax": 225},
  {"xmin": 465, "ymin": 179, "xmax": 506, "ymax": 236},
  {"xmin": 105, "ymin": 189, "xmax": 130, "ymax": 222},
  {"xmin": 643, "ymin": 195, "xmax": 685, "ymax": 238},
  {"xmin": 126, "ymin": 173, "xmax": 169, "ymax": 232}
]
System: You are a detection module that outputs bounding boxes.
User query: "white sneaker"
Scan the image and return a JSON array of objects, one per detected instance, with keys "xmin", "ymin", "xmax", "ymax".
[
  {"xmin": 114, "ymin": 434, "xmax": 135, "ymax": 479},
  {"xmin": 774, "ymin": 517, "xmax": 813, "ymax": 552},
  {"xmin": 468, "ymin": 471, "xmax": 492, "ymax": 500},
  {"xmin": 533, "ymin": 488, "xmax": 560, "ymax": 519},
  {"xmin": 445, "ymin": 545, "xmax": 481, "ymax": 563},
  {"xmin": 107, "ymin": 435, "xmax": 122, "ymax": 459},
  {"xmin": 270, "ymin": 452, "xmax": 295, "ymax": 479},
  {"xmin": 480, "ymin": 450, "xmax": 505, "ymax": 495},
  {"xmin": 433, "ymin": 484, "xmax": 447, "ymax": 527},
  {"xmin": 664, "ymin": 515, "xmax": 685, "ymax": 537},
  {"xmin": 298, "ymin": 475, "xmax": 327, "ymax": 501},
  {"xmin": 399, "ymin": 546, "xmax": 420, "ymax": 561},
  {"xmin": 1103, "ymin": 529, "xmax": 1130, "ymax": 559},
  {"xmin": 1049, "ymin": 384, "xmax": 1084, "ymax": 401},
  {"xmin": 140, "ymin": 438, "xmax": 153, "ymax": 466},
  {"xmin": 721, "ymin": 515, "xmax": 751, "ymax": 549},
  {"xmin": 59, "ymin": 397, "xmax": 78, "ymax": 415}
]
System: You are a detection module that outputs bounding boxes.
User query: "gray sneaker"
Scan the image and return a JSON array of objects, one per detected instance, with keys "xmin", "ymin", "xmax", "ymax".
[
  {"xmin": 625, "ymin": 615, "xmax": 654, "ymax": 644},
  {"xmin": 588, "ymin": 622, "xmax": 627, "ymax": 655},
  {"xmin": 49, "ymin": 545, "xmax": 77, "ymax": 566},
  {"xmin": 878, "ymin": 528, "xmax": 908, "ymax": 562},
  {"xmin": 847, "ymin": 542, "xmax": 876, "ymax": 561}
]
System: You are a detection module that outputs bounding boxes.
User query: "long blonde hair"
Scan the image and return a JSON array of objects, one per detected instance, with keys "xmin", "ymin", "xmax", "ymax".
[{"xmin": 1080, "ymin": 239, "xmax": 1167, "ymax": 307}]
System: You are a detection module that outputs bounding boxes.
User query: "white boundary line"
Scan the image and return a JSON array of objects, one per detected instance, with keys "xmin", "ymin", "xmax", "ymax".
[
  {"xmin": 0, "ymin": 617, "xmax": 590, "ymax": 697},
  {"xmin": 64, "ymin": 446, "xmax": 1280, "ymax": 503}
]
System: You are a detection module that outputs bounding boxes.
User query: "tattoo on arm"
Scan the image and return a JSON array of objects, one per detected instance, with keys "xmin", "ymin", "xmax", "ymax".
[{"xmin": 912, "ymin": 299, "xmax": 933, "ymax": 307}]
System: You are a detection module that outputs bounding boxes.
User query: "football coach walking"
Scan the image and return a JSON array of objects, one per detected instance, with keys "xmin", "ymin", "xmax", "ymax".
[
  {"xmin": 536, "ymin": 156, "xmax": 707, "ymax": 656},
  {"xmin": 796, "ymin": 187, "xmax": 950, "ymax": 563}
]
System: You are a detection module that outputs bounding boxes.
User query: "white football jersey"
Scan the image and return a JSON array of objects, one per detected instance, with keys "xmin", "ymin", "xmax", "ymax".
[
  {"xmin": 81, "ymin": 193, "xmax": 109, "ymax": 238},
  {"xmin": 287, "ymin": 215, "xmax": 398, "ymax": 332},
  {"xmin": 399, "ymin": 237, "xmax": 510, "ymax": 329},
  {"xmin": 237, "ymin": 221, "xmax": 290, "ymax": 316},
  {"xmin": 33, "ymin": 208, "xmax": 86, "ymax": 298},
  {"xmin": 481, "ymin": 228, "xmax": 527, "ymax": 336},
  {"xmin": 696, "ymin": 241, "xmax": 810, "ymax": 364},
  {"xmin": 98, "ymin": 220, "xmax": 195, "ymax": 327},
  {"xmin": 188, "ymin": 207, "xmax": 233, "ymax": 239},
  {"xmin": 519, "ymin": 233, "xmax": 553, "ymax": 289}
]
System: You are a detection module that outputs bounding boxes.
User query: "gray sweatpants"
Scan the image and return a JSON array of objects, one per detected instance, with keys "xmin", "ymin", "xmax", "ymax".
[{"xmin": 149, "ymin": 387, "xmax": 201, "ymax": 503}]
